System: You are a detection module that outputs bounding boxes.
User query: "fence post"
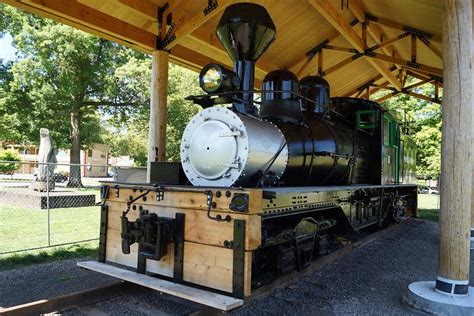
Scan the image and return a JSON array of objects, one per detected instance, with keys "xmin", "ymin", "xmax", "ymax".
[{"xmin": 46, "ymin": 162, "xmax": 51, "ymax": 247}]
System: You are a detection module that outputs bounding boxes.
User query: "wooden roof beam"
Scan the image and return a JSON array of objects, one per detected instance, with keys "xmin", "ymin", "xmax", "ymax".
[
  {"xmin": 308, "ymin": 0, "xmax": 402, "ymax": 91},
  {"xmin": 366, "ymin": 14, "xmax": 442, "ymax": 43},
  {"xmin": 165, "ymin": 0, "xmax": 234, "ymax": 49},
  {"xmin": 21, "ymin": 0, "xmax": 157, "ymax": 50},
  {"xmin": 117, "ymin": 0, "xmax": 157, "ymax": 20},
  {"xmin": 347, "ymin": 0, "xmax": 403, "ymax": 63}
]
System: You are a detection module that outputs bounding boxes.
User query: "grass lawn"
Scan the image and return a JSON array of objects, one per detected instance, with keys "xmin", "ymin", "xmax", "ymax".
[
  {"xmin": 0, "ymin": 199, "xmax": 101, "ymax": 254},
  {"xmin": 0, "ymin": 242, "xmax": 98, "ymax": 271},
  {"xmin": 417, "ymin": 193, "xmax": 440, "ymax": 221},
  {"xmin": 0, "ymin": 188, "xmax": 101, "ymax": 270}
]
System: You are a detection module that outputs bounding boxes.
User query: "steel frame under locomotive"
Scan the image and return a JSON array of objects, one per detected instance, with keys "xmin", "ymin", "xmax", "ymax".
[{"xmin": 92, "ymin": 3, "xmax": 418, "ymax": 301}]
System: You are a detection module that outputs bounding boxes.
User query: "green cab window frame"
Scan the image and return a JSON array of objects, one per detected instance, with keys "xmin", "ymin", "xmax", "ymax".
[
  {"xmin": 383, "ymin": 114, "xmax": 399, "ymax": 147},
  {"xmin": 356, "ymin": 109, "xmax": 377, "ymax": 129}
]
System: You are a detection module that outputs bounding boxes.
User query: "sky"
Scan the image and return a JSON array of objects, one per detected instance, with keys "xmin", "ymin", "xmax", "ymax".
[{"xmin": 0, "ymin": 34, "xmax": 17, "ymax": 62}]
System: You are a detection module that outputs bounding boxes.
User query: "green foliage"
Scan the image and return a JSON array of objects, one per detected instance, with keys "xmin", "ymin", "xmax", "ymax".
[
  {"xmin": 0, "ymin": 148, "xmax": 21, "ymax": 174},
  {"xmin": 106, "ymin": 63, "xmax": 201, "ymax": 163},
  {"xmin": 0, "ymin": 4, "xmax": 201, "ymax": 167},
  {"xmin": 375, "ymin": 79, "xmax": 442, "ymax": 179},
  {"xmin": 0, "ymin": 4, "xmax": 146, "ymax": 148}
]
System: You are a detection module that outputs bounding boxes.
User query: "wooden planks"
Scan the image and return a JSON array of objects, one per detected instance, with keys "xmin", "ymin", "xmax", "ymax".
[
  {"xmin": 77, "ymin": 261, "xmax": 244, "ymax": 311},
  {"xmin": 103, "ymin": 185, "xmax": 257, "ymax": 295},
  {"xmin": 104, "ymin": 186, "xmax": 263, "ymax": 214},
  {"xmin": 105, "ymin": 202, "xmax": 262, "ymax": 250},
  {"xmin": 2, "ymin": 0, "xmax": 444, "ymax": 100}
]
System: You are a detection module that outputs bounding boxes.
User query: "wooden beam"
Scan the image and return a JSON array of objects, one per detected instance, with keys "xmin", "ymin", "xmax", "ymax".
[
  {"xmin": 411, "ymin": 34, "xmax": 417, "ymax": 63},
  {"xmin": 368, "ymin": 52, "xmax": 443, "ymax": 76},
  {"xmin": 77, "ymin": 261, "xmax": 243, "ymax": 311},
  {"xmin": 374, "ymin": 91, "xmax": 400, "ymax": 103},
  {"xmin": 147, "ymin": 50, "xmax": 169, "ymax": 176},
  {"xmin": 308, "ymin": 0, "xmax": 364, "ymax": 50},
  {"xmin": 406, "ymin": 69, "xmax": 443, "ymax": 86},
  {"xmin": 166, "ymin": 0, "xmax": 233, "ymax": 49},
  {"xmin": 289, "ymin": 20, "xmax": 359, "ymax": 75},
  {"xmin": 348, "ymin": 0, "xmax": 404, "ymax": 67},
  {"xmin": 321, "ymin": 54, "xmax": 362, "ymax": 77},
  {"xmin": 308, "ymin": 0, "xmax": 401, "ymax": 90},
  {"xmin": 366, "ymin": 14, "xmax": 442, "ymax": 43},
  {"xmin": 317, "ymin": 51, "xmax": 323, "ymax": 76},
  {"xmin": 21, "ymin": 0, "xmax": 156, "ymax": 50},
  {"xmin": 418, "ymin": 36, "xmax": 443, "ymax": 59},
  {"xmin": 436, "ymin": 0, "xmax": 472, "ymax": 294},
  {"xmin": 117, "ymin": 0, "xmax": 156, "ymax": 20},
  {"xmin": 405, "ymin": 90, "xmax": 441, "ymax": 104}
]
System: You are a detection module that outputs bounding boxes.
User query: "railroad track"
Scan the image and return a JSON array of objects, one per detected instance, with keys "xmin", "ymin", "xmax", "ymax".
[{"xmin": 0, "ymin": 219, "xmax": 422, "ymax": 315}]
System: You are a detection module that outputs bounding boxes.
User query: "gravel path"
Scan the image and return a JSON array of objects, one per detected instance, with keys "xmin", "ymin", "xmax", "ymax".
[
  {"xmin": 0, "ymin": 257, "xmax": 117, "ymax": 308},
  {"xmin": 2, "ymin": 220, "xmax": 472, "ymax": 315}
]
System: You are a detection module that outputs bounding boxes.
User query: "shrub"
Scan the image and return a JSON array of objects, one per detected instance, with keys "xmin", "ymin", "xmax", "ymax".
[{"xmin": 0, "ymin": 149, "xmax": 21, "ymax": 175}]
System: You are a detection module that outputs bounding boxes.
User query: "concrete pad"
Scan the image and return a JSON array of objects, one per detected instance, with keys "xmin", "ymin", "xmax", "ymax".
[
  {"xmin": 0, "ymin": 188, "xmax": 95, "ymax": 209},
  {"xmin": 404, "ymin": 281, "xmax": 474, "ymax": 315}
]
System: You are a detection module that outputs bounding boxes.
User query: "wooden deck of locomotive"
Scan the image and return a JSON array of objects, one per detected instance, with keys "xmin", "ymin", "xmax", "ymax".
[{"xmin": 96, "ymin": 181, "xmax": 417, "ymax": 307}]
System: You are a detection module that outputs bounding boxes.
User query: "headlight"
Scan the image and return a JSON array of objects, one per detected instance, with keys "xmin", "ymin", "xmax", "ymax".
[{"xmin": 199, "ymin": 63, "xmax": 240, "ymax": 94}]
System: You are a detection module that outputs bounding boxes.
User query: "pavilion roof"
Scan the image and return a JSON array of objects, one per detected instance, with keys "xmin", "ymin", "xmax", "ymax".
[{"xmin": 2, "ymin": 0, "xmax": 443, "ymax": 103}]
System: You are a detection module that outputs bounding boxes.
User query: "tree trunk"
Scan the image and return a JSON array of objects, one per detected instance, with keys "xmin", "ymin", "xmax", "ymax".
[{"xmin": 66, "ymin": 108, "xmax": 83, "ymax": 188}]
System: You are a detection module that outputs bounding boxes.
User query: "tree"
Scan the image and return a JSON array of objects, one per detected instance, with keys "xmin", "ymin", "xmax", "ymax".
[
  {"xmin": 105, "ymin": 63, "xmax": 202, "ymax": 164},
  {"xmin": 0, "ymin": 148, "xmax": 21, "ymax": 174},
  {"xmin": 0, "ymin": 4, "xmax": 148, "ymax": 186}
]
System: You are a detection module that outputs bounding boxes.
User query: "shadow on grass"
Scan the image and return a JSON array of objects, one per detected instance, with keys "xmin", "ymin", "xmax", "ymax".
[
  {"xmin": 418, "ymin": 208, "xmax": 439, "ymax": 221},
  {"xmin": 0, "ymin": 243, "xmax": 98, "ymax": 271}
]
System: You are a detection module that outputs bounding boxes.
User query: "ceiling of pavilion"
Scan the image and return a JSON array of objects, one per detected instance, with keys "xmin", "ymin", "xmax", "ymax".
[{"xmin": 1, "ymin": 0, "xmax": 443, "ymax": 103}]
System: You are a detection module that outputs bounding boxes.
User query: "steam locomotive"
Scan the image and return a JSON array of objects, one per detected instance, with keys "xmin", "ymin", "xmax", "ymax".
[
  {"xmin": 181, "ymin": 3, "xmax": 416, "ymax": 190},
  {"xmin": 107, "ymin": 3, "xmax": 418, "ymax": 298},
  {"xmin": 176, "ymin": 3, "xmax": 418, "ymax": 285}
]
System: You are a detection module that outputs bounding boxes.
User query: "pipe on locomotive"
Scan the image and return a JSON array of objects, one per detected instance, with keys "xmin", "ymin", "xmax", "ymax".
[{"xmin": 181, "ymin": 3, "xmax": 359, "ymax": 188}]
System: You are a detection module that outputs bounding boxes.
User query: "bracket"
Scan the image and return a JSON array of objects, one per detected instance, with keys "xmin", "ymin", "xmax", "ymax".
[
  {"xmin": 98, "ymin": 205, "xmax": 108, "ymax": 262},
  {"xmin": 157, "ymin": 2, "xmax": 175, "ymax": 50},
  {"xmin": 203, "ymin": 0, "xmax": 218, "ymax": 16},
  {"xmin": 232, "ymin": 219, "xmax": 245, "ymax": 298},
  {"xmin": 156, "ymin": 187, "xmax": 165, "ymax": 201}
]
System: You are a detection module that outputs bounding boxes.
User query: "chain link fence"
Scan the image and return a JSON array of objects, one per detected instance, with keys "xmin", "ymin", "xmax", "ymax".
[{"xmin": 0, "ymin": 160, "xmax": 115, "ymax": 255}]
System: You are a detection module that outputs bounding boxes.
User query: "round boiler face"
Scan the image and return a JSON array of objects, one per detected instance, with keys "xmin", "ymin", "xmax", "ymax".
[
  {"xmin": 181, "ymin": 107, "xmax": 249, "ymax": 187},
  {"xmin": 188, "ymin": 120, "xmax": 237, "ymax": 179}
]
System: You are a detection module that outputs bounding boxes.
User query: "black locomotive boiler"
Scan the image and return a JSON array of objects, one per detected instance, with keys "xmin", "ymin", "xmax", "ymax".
[{"xmin": 97, "ymin": 3, "xmax": 418, "ymax": 301}]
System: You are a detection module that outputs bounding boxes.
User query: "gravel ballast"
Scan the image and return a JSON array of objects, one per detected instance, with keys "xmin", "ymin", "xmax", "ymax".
[{"xmin": 2, "ymin": 220, "xmax": 473, "ymax": 315}]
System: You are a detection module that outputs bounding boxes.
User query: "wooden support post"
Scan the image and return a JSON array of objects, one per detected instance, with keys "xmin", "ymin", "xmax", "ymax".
[
  {"xmin": 436, "ymin": 0, "xmax": 472, "ymax": 296},
  {"xmin": 405, "ymin": 2, "xmax": 473, "ymax": 311},
  {"xmin": 411, "ymin": 34, "xmax": 417, "ymax": 63},
  {"xmin": 147, "ymin": 50, "xmax": 169, "ymax": 182},
  {"xmin": 472, "ymin": 17, "xmax": 474, "ymax": 251},
  {"xmin": 317, "ymin": 51, "xmax": 323, "ymax": 76}
]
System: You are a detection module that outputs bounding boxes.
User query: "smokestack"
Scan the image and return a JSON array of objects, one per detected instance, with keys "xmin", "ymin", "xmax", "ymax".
[{"xmin": 216, "ymin": 3, "xmax": 276, "ymax": 114}]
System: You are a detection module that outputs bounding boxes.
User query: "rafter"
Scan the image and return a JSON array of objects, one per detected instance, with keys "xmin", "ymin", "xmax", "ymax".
[
  {"xmin": 165, "ymin": 0, "xmax": 233, "ymax": 49},
  {"xmin": 308, "ymin": 0, "xmax": 401, "ymax": 90},
  {"xmin": 373, "ymin": 82, "xmax": 441, "ymax": 104},
  {"xmin": 348, "ymin": 0, "xmax": 403, "ymax": 62},
  {"xmin": 117, "ymin": 0, "xmax": 156, "ymax": 20},
  {"xmin": 366, "ymin": 14, "xmax": 442, "ymax": 43},
  {"xmin": 343, "ymin": 66, "xmax": 397, "ymax": 97}
]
